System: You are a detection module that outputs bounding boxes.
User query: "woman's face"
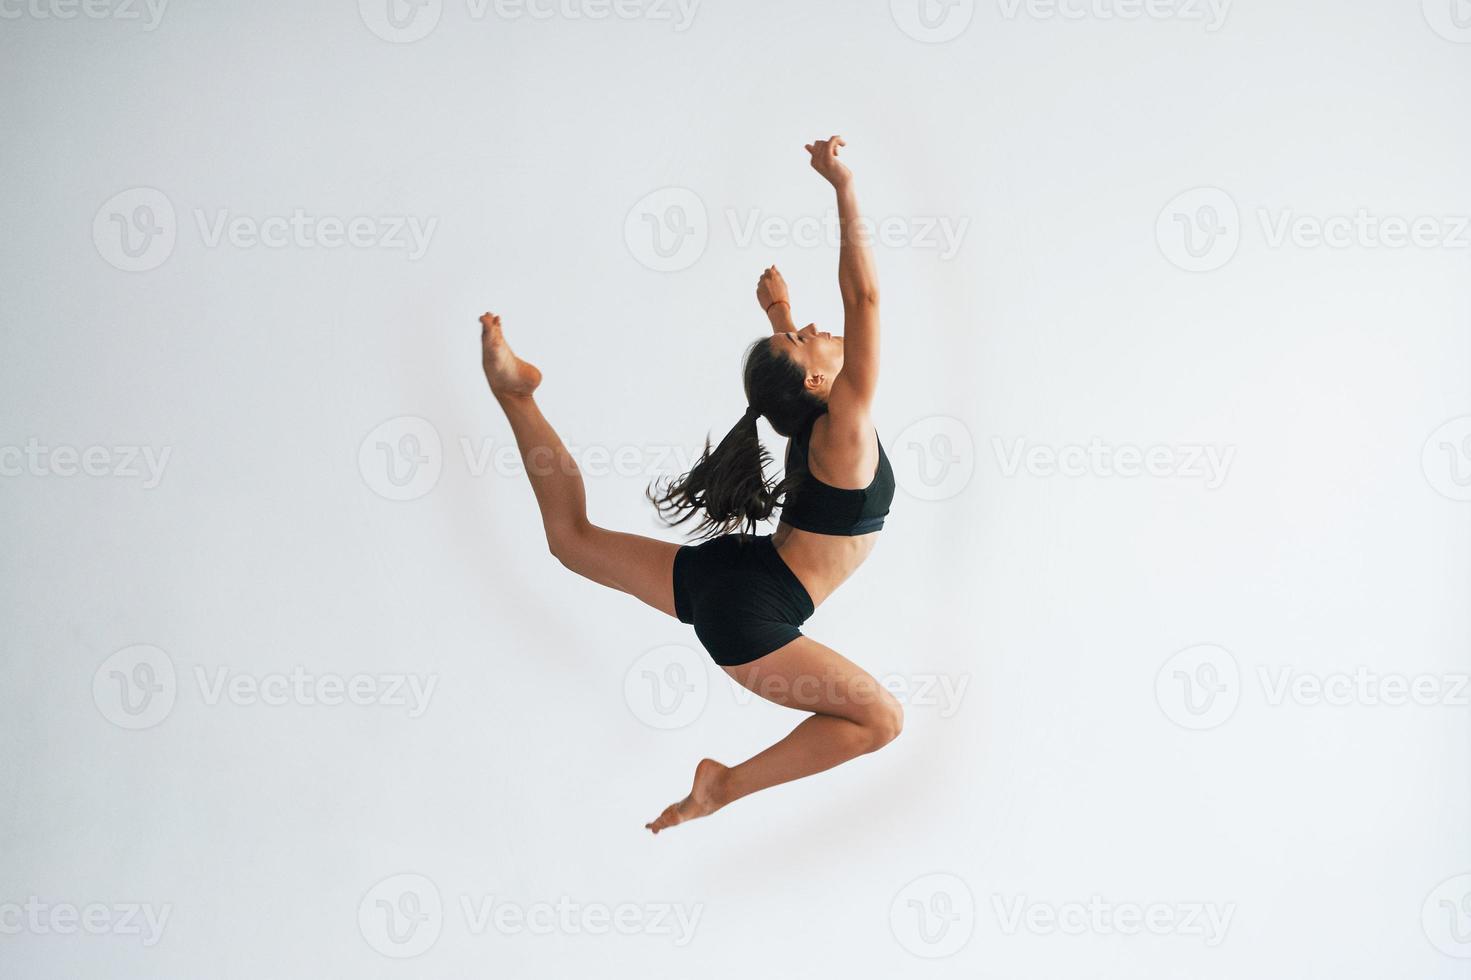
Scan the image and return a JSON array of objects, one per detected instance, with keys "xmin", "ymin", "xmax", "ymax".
[{"xmin": 773, "ymin": 324, "xmax": 844, "ymax": 397}]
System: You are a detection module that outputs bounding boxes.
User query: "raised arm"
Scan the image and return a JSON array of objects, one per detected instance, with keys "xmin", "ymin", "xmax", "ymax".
[
  {"xmin": 806, "ymin": 135, "xmax": 879, "ymax": 416},
  {"xmin": 756, "ymin": 265, "xmax": 798, "ymax": 334}
]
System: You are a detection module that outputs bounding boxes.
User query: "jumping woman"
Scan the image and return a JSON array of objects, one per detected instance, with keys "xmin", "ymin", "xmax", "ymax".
[{"xmin": 480, "ymin": 135, "xmax": 902, "ymax": 835}]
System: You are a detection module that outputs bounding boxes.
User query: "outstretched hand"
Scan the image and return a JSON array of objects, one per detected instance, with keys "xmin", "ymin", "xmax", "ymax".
[{"xmin": 805, "ymin": 135, "xmax": 852, "ymax": 190}]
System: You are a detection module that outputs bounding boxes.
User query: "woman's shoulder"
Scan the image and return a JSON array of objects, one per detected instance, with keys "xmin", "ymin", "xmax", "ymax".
[{"xmin": 807, "ymin": 408, "xmax": 880, "ymax": 489}]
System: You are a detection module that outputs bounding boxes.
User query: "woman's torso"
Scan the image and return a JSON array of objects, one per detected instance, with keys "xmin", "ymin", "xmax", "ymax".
[{"xmin": 772, "ymin": 412, "xmax": 894, "ymax": 608}]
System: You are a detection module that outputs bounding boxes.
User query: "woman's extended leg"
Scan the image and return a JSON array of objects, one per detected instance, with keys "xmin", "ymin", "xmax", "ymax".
[
  {"xmin": 481, "ymin": 312, "xmax": 679, "ymax": 617},
  {"xmin": 646, "ymin": 635, "xmax": 903, "ymax": 833}
]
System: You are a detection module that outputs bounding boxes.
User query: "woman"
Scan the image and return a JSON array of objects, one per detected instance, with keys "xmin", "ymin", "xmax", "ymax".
[{"xmin": 481, "ymin": 135, "xmax": 902, "ymax": 835}]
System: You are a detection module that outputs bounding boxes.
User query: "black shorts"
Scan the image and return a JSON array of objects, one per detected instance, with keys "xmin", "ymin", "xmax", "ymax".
[{"xmin": 672, "ymin": 533, "xmax": 816, "ymax": 667}]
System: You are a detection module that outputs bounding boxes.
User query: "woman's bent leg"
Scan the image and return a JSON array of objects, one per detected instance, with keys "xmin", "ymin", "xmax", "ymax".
[{"xmin": 646, "ymin": 636, "xmax": 902, "ymax": 833}]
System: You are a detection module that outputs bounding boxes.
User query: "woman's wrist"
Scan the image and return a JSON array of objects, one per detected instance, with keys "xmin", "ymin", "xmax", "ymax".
[{"xmin": 764, "ymin": 299, "xmax": 795, "ymax": 331}]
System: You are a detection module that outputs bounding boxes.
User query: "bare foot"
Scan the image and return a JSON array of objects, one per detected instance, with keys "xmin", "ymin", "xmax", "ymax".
[
  {"xmin": 645, "ymin": 758, "xmax": 729, "ymax": 835},
  {"xmin": 480, "ymin": 312, "xmax": 542, "ymax": 396}
]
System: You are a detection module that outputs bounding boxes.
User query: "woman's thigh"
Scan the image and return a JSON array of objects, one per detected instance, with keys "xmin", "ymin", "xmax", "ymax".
[
  {"xmin": 557, "ymin": 524, "xmax": 680, "ymax": 619},
  {"xmin": 720, "ymin": 635, "xmax": 899, "ymax": 725}
]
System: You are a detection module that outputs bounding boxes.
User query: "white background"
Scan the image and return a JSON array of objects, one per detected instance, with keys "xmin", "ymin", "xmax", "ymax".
[{"xmin": 2, "ymin": 0, "xmax": 1469, "ymax": 977}]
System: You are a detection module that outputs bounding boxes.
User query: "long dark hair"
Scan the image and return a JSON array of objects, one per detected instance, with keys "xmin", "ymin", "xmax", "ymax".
[{"xmin": 648, "ymin": 335, "xmax": 826, "ymax": 540}]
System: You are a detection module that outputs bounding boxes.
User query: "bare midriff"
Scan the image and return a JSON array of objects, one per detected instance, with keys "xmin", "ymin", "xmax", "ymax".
[{"xmin": 771, "ymin": 520, "xmax": 879, "ymax": 609}]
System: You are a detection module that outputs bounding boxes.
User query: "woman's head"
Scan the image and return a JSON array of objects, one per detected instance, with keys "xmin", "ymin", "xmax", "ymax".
[
  {"xmin": 743, "ymin": 329, "xmax": 836, "ymax": 437},
  {"xmin": 647, "ymin": 331, "xmax": 831, "ymax": 539},
  {"xmin": 766, "ymin": 324, "xmax": 844, "ymax": 411}
]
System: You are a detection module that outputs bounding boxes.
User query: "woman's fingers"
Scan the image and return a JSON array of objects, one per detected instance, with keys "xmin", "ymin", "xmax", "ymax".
[{"xmin": 806, "ymin": 136, "xmax": 844, "ymax": 161}]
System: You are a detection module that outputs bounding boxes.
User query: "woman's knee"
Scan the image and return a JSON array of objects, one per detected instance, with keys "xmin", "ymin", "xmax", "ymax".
[{"xmin": 858, "ymin": 688, "xmax": 904, "ymax": 751}]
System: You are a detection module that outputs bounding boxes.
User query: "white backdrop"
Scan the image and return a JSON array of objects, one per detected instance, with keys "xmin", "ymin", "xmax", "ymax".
[{"xmin": 2, "ymin": 1, "xmax": 1469, "ymax": 977}]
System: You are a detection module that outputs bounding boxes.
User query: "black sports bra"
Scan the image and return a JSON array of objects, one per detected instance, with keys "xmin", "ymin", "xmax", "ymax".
[{"xmin": 779, "ymin": 412, "xmax": 895, "ymax": 536}]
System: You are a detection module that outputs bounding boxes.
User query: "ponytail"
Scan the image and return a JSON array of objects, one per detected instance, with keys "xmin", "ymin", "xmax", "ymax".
[
  {"xmin": 648, "ymin": 336, "xmax": 825, "ymax": 540},
  {"xmin": 647, "ymin": 410, "xmax": 787, "ymax": 539}
]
